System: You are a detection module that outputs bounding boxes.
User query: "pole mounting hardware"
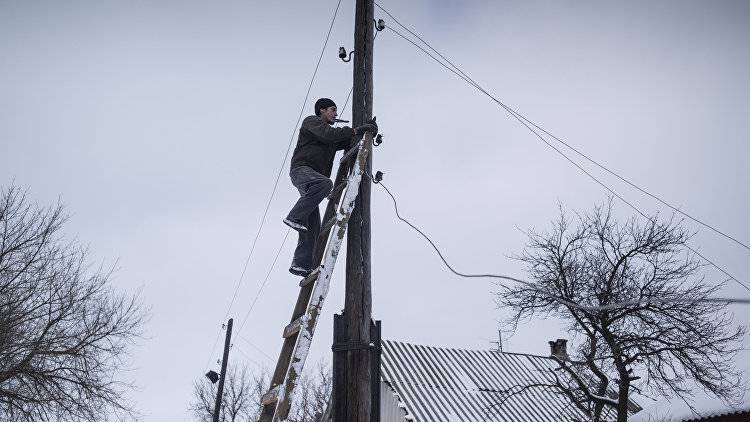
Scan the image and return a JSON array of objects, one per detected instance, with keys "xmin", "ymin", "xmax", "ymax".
[
  {"xmin": 373, "ymin": 133, "xmax": 383, "ymax": 146},
  {"xmin": 338, "ymin": 46, "xmax": 354, "ymax": 63},
  {"xmin": 375, "ymin": 19, "xmax": 386, "ymax": 31},
  {"xmin": 373, "ymin": 171, "xmax": 384, "ymax": 184},
  {"xmin": 332, "ymin": 341, "xmax": 381, "ymax": 352}
]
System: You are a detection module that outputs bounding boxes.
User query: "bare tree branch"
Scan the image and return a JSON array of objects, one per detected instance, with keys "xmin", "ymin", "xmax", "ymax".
[
  {"xmin": 0, "ymin": 185, "xmax": 148, "ymax": 422},
  {"xmin": 190, "ymin": 361, "xmax": 331, "ymax": 422},
  {"xmin": 496, "ymin": 199, "xmax": 746, "ymax": 422}
]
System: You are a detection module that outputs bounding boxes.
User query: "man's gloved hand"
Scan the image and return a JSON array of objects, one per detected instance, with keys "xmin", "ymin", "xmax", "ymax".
[
  {"xmin": 354, "ymin": 116, "xmax": 378, "ymax": 136},
  {"xmin": 367, "ymin": 116, "xmax": 378, "ymax": 134},
  {"xmin": 354, "ymin": 124, "xmax": 377, "ymax": 136}
]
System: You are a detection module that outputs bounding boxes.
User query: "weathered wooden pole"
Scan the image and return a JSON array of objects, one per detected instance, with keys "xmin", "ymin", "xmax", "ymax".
[{"xmin": 344, "ymin": 0, "xmax": 374, "ymax": 420}]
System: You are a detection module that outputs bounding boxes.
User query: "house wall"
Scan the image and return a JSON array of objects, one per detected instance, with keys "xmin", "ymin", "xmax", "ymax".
[{"xmin": 381, "ymin": 381, "xmax": 412, "ymax": 422}]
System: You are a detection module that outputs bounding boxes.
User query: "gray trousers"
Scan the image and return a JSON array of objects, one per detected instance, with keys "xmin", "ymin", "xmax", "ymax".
[{"xmin": 286, "ymin": 166, "xmax": 333, "ymax": 269}]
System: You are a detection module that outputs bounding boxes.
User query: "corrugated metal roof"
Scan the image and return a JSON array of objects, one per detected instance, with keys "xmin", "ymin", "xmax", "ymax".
[{"xmin": 380, "ymin": 340, "xmax": 637, "ymax": 422}]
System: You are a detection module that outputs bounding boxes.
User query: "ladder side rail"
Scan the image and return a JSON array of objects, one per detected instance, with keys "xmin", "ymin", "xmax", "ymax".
[
  {"xmin": 272, "ymin": 134, "xmax": 372, "ymax": 421},
  {"xmin": 310, "ymin": 140, "xmax": 361, "ymax": 265},
  {"xmin": 257, "ymin": 135, "xmax": 367, "ymax": 422}
]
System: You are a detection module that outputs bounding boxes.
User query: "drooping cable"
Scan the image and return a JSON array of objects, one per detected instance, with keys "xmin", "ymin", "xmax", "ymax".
[
  {"xmin": 375, "ymin": 180, "xmax": 526, "ymax": 284},
  {"xmin": 373, "ymin": 179, "xmax": 750, "ymax": 311}
]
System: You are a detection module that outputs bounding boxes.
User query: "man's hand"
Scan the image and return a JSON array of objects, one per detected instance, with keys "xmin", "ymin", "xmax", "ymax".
[
  {"xmin": 354, "ymin": 116, "xmax": 378, "ymax": 136},
  {"xmin": 367, "ymin": 116, "xmax": 378, "ymax": 134},
  {"xmin": 354, "ymin": 124, "xmax": 377, "ymax": 136}
]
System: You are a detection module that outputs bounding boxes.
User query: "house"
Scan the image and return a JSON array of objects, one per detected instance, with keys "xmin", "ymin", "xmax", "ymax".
[{"xmin": 378, "ymin": 339, "xmax": 642, "ymax": 422}]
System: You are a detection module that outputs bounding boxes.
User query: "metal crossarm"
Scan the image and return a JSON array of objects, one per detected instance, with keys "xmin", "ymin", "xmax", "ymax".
[{"xmin": 258, "ymin": 133, "xmax": 373, "ymax": 422}]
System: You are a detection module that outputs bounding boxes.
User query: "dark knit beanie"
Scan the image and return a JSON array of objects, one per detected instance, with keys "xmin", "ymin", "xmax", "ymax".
[{"xmin": 314, "ymin": 98, "xmax": 336, "ymax": 116}]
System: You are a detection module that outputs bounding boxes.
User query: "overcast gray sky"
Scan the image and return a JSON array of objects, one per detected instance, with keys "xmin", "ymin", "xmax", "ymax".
[{"xmin": 2, "ymin": 0, "xmax": 749, "ymax": 420}]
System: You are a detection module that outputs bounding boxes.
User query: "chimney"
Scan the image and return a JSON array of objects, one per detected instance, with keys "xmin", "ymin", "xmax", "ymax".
[{"xmin": 548, "ymin": 338, "xmax": 568, "ymax": 360}]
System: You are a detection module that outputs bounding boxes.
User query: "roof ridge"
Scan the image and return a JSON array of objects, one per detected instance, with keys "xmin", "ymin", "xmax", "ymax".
[{"xmin": 382, "ymin": 338, "xmax": 552, "ymax": 360}]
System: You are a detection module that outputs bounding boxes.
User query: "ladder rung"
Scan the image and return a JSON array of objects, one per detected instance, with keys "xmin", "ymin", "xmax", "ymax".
[
  {"xmin": 299, "ymin": 267, "xmax": 320, "ymax": 287},
  {"xmin": 327, "ymin": 181, "xmax": 347, "ymax": 200},
  {"xmin": 283, "ymin": 316, "xmax": 305, "ymax": 339},
  {"xmin": 261, "ymin": 385, "xmax": 280, "ymax": 406}
]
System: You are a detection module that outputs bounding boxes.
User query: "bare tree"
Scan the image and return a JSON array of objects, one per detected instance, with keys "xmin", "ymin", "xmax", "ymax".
[
  {"xmin": 190, "ymin": 361, "xmax": 331, "ymax": 422},
  {"xmin": 0, "ymin": 185, "xmax": 147, "ymax": 422},
  {"xmin": 286, "ymin": 361, "xmax": 331, "ymax": 422},
  {"xmin": 191, "ymin": 365, "xmax": 265, "ymax": 422},
  {"xmin": 496, "ymin": 201, "xmax": 745, "ymax": 422}
]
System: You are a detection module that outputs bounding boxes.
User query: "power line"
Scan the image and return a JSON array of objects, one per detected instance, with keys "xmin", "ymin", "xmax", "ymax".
[
  {"xmin": 236, "ymin": 229, "xmax": 291, "ymax": 336},
  {"xmin": 383, "ymin": 22, "xmax": 749, "ymax": 292},
  {"xmin": 231, "ymin": 343, "xmax": 265, "ymax": 369},
  {"xmin": 236, "ymin": 333, "xmax": 275, "ymax": 362},
  {"xmin": 339, "ymin": 87, "xmax": 354, "ymax": 120},
  {"xmin": 373, "ymin": 179, "xmax": 750, "ymax": 312},
  {"xmin": 375, "ymin": 1, "xmax": 750, "ymax": 253},
  {"xmin": 376, "ymin": 5, "xmax": 750, "ymax": 293},
  {"xmin": 203, "ymin": 328, "xmax": 225, "ymax": 372},
  {"xmin": 515, "ymin": 117, "xmax": 750, "ymax": 253},
  {"xmin": 204, "ymin": 0, "xmax": 344, "ymax": 370},
  {"xmin": 580, "ymin": 296, "xmax": 750, "ymax": 312}
]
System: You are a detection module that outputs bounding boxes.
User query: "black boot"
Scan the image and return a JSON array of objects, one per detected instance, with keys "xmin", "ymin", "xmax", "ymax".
[{"xmin": 289, "ymin": 265, "xmax": 312, "ymax": 277}]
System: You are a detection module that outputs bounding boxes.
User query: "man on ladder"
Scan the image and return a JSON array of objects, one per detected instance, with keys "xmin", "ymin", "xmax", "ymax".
[{"xmin": 284, "ymin": 98, "xmax": 376, "ymax": 277}]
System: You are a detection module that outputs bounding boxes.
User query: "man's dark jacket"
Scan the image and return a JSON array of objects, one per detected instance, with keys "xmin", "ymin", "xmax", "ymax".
[{"xmin": 290, "ymin": 116, "xmax": 354, "ymax": 178}]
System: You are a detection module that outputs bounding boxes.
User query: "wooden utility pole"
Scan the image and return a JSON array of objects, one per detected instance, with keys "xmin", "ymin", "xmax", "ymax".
[
  {"xmin": 213, "ymin": 318, "xmax": 233, "ymax": 422},
  {"xmin": 343, "ymin": 0, "xmax": 374, "ymax": 420}
]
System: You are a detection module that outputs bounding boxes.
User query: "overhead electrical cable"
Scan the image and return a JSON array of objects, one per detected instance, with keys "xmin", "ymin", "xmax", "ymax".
[
  {"xmin": 339, "ymin": 87, "xmax": 354, "ymax": 121},
  {"xmin": 374, "ymin": 2, "xmax": 750, "ymax": 253},
  {"xmin": 374, "ymin": 178, "xmax": 750, "ymax": 311},
  {"xmin": 375, "ymin": 4, "xmax": 750, "ymax": 293},
  {"xmin": 203, "ymin": 0, "xmax": 344, "ymax": 370},
  {"xmin": 236, "ymin": 229, "xmax": 291, "ymax": 336},
  {"xmin": 236, "ymin": 333, "xmax": 275, "ymax": 362},
  {"xmin": 231, "ymin": 343, "xmax": 265, "ymax": 368}
]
